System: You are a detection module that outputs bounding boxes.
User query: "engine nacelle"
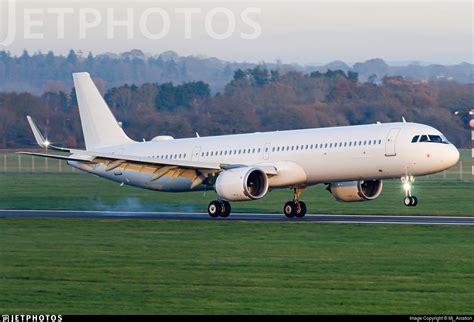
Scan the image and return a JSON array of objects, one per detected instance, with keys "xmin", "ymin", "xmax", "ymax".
[
  {"xmin": 215, "ymin": 167, "xmax": 269, "ymax": 201},
  {"xmin": 327, "ymin": 180, "xmax": 383, "ymax": 202}
]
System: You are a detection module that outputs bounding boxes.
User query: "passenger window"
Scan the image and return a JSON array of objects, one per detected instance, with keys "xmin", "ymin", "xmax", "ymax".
[
  {"xmin": 272, "ymin": 147, "xmax": 275, "ymax": 152},
  {"xmin": 411, "ymin": 135, "xmax": 419, "ymax": 143},
  {"xmin": 252, "ymin": 148, "xmax": 255, "ymax": 153},
  {"xmin": 419, "ymin": 135, "xmax": 428, "ymax": 142}
]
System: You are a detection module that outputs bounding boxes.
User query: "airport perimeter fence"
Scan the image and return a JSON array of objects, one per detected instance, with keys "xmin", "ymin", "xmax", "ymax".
[{"xmin": 0, "ymin": 151, "xmax": 472, "ymax": 182}]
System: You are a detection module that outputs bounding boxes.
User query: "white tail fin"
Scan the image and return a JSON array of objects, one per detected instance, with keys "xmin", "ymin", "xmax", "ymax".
[{"xmin": 73, "ymin": 72, "xmax": 134, "ymax": 150}]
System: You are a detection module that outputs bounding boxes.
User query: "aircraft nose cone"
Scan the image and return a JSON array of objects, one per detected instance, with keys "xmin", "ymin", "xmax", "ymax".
[{"xmin": 447, "ymin": 145, "xmax": 460, "ymax": 167}]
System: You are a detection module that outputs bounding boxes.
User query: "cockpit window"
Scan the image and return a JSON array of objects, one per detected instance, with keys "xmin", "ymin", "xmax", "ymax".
[
  {"xmin": 419, "ymin": 135, "xmax": 429, "ymax": 142},
  {"xmin": 414, "ymin": 134, "xmax": 449, "ymax": 144},
  {"xmin": 428, "ymin": 135, "xmax": 443, "ymax": 143}
]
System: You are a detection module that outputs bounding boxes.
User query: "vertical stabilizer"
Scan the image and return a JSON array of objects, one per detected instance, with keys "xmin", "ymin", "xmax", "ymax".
[{"xmin": 73, "ymin": 72, "xmax": 134, "ymax": 150}]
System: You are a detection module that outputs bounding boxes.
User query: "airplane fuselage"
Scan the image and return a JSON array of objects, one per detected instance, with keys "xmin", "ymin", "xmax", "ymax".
[{"xmin": 69, "ymin": 121, "xmax": 460, "ymax": 193}]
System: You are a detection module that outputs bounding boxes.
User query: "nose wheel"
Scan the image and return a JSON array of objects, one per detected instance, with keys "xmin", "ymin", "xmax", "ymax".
[
  {"xmin": 283, "ymin": 188, "xmax": 307, "ymax": 218},
  {"xmin": 404, "ymin": 196, "xmax": 418, "ymax": 207},
  {"xmin": 208, "ymin": 200, "xmax": 231, "ymax": 218},
  {"xmin": 401, "ymin": 176, "xmax": 418, "ymax": 207}
]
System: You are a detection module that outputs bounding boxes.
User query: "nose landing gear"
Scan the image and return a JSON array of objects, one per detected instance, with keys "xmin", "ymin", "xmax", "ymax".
[
  {"xmin": 283, "ymin": 188, "xmax": 307, "ymax": 218},
  {"xmin": 401, "ymin": 176, "xmax": 418, "ymax": 207}
]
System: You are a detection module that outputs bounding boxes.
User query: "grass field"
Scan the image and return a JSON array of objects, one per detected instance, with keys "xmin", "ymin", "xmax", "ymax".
[
  {"xmin": 0, "ymin": 152, "xmax": 473, "ymax": 314},
  {"xmin": 0, "ymin": 172, "xmax": 473, "ymax": 215},
  {"xmin": 0, "ymin": 218, "xmax": 473, "ymax": 314}
]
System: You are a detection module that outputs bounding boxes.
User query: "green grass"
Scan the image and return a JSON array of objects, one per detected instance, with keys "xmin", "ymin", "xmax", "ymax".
[
  {"xmin": 0, "ymin": 219, "xmax": 473, "ymax": 314},
  {"xmin": 0, "ymin": 172, "xmax": 473, "ymax": 215}
]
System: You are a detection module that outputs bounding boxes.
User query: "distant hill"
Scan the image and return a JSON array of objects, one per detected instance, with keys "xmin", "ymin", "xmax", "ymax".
[{"xmin": 0, "ymin": 50, "xmax": 471, "ymax": 94}]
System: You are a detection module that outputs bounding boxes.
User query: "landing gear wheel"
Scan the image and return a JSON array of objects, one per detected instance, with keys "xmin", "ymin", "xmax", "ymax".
[
  {"xmin": 295, "ymin": 201, "xmax": 307, "ymax": 218},
  {"xmin": 221, "ymin": 201, "xmax": 231, "ymax": 217},
  {"xmin": 284, "ymin": 201, "xmax": 296, "ymax": 218},
  {"xmin": 410, "ymin": 196, "xmax": 418, "ymax": 207},
  {"xmin": 208, "ymin": 200, "xmax": 222, "ymax": 217},
  {"xmin": 404, "ymin": 196, "xmax": 418, "ymax": 207},
  {"xmin": 404, "ymin": 197, "xmax": 412, "ymax": 207}
]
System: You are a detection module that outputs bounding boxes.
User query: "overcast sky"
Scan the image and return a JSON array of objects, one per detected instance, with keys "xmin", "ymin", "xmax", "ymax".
[{"xmin": 0, "ymin": 0, "xmax": 472, "ymax": 65}]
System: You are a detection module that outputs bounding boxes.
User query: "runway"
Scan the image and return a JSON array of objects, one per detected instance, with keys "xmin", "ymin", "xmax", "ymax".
[{"xmin": 1, "ymin": 209, "xmax": 473, "ymax": 225}]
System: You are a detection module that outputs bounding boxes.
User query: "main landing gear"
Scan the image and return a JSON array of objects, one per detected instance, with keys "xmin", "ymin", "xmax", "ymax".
[
  {"xmin": 283, "ymin": 188, "xmax": 307, "ymax": 218},
  {"xmin": 208, "ymin": 200, "xmax": 231, "ymax": 218},
  {"xmin": 401, "ymin": 175, "xmax": 418, "ymax": 207}
]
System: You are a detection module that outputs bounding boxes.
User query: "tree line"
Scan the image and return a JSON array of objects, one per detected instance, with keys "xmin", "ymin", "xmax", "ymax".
[{"xmin": 0, "ymin": 68, "xmax": 472, "ymax": 149}]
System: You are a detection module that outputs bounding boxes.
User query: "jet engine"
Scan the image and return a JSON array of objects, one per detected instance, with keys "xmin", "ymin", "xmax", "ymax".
[
  {"xmin": 327, "ymin": 180, "xmax": 383, "ymax": 202},
  {"xmin": 215, "ymin": 167, "xmax": 269, "ymax": 201}
]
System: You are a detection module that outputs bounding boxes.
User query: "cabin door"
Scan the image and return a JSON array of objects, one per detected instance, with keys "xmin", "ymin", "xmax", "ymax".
[{"xmin": 385, "ymin": 128, "xmax": 400, "ymax": 157}]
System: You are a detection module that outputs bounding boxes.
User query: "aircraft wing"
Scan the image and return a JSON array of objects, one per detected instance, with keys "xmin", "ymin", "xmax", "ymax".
[
  {"xmin": 21, "ymin": 116, "xmax": 279, "ymax": 188},
  {"xmin": 17, "ymin": 150, "xmax": 223, "ymax": 170}
]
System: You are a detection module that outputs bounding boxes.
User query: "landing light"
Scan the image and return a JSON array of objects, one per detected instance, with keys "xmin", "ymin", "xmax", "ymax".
[
  {"xmin": 44, "ymin": 140, "xmax": 50, "ymax": 147},
  {"xmin": 403, "ymin": 182, "xmax": 411, "ymax": 192}
]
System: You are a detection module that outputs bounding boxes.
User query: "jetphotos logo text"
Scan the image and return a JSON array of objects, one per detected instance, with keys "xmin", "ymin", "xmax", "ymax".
[{"xmin": 0, "ymin": 0, "xmax": 262, "ymax": 47}]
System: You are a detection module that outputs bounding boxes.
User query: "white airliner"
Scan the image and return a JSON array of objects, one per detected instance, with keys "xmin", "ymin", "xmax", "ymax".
[{"xmin": 21, "ymin": 73, "xmax": 460, "ymax": 218}]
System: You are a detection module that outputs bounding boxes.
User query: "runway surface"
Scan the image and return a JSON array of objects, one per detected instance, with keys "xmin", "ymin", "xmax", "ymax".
[{"xmin": 1, "ymin": 209, "xmax": 473, "ymax": 225}]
